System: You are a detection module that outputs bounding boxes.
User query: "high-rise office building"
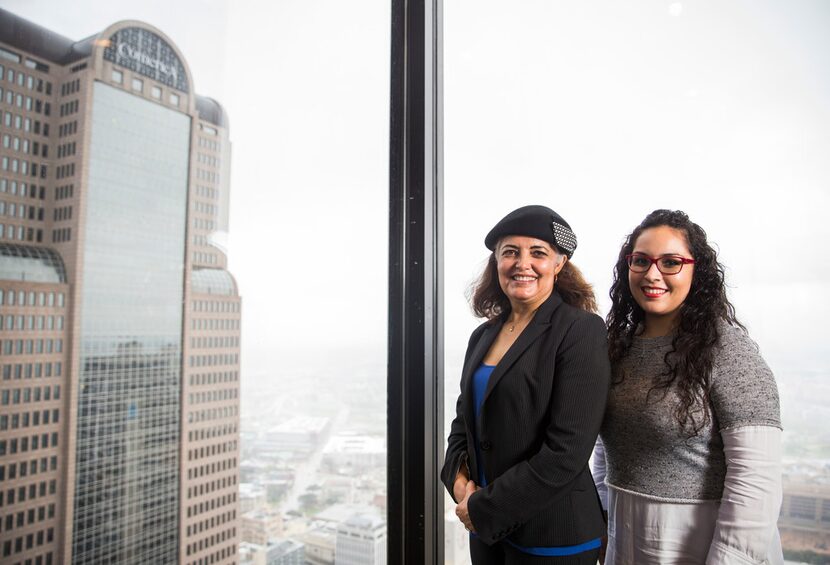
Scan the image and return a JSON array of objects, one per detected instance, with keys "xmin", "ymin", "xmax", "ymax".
[{"xmin": 0, "ymin": 9, "xmax": 240, "ymax": 565}]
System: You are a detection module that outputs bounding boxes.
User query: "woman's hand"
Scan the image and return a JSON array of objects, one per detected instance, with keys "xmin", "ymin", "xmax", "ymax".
[
  {"xmin": 455, "ymin": 479, "xmax": 479, "ymax": 533},
  {"xmin": 453, "ymin": 467, "xmax": 469, "ymax": 503}
]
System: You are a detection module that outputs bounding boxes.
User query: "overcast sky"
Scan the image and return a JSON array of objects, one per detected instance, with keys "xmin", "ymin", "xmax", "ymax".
[{"xmin": 3, "ymin": 0, "xmax": 828, "ymax": 379}]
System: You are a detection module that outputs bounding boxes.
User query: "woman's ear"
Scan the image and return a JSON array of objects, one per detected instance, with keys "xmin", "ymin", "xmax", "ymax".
[{"xmin": 555, "ymin": 254, "xmax": 568, "ymax": 275}]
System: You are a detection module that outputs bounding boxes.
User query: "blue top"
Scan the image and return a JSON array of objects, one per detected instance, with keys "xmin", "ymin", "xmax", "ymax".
[
  {"xmin": 472, "ymin": 363, "xmax": 496, "ymax": 486},
  {"xmin": 470, "ymin": 362, "xmax": 600, "ymax": 557}
]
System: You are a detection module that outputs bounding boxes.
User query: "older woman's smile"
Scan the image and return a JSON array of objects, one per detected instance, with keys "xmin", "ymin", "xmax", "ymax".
[{"xmin": 496, "ymin": 235, "xmax": 565, "ymax": 310}]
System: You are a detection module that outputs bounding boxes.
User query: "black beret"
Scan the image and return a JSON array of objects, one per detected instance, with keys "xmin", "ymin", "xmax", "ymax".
[{"xmin": 484, "ymin": 205, "xmax": 578, "ymax": 257}]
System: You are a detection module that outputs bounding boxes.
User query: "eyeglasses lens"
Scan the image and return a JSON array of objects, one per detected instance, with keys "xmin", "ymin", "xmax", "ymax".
[
  {"xmin": 658, "ymin": 258, "xmax": 682, "ymax": 274},
  {"xmin": 627, "ymin": 254, "xmax": 684, "ymax": 274},
  {"xmin": 627, "ymin": 255, "xmax": 650, "ymax": 273}
]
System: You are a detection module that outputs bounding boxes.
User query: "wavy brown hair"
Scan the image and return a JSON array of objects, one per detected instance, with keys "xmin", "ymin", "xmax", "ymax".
[
  {"xmin": 606, "ymin": 209, "xmax": 744, "ymax": 435},
  {"xmin": 470, "ymin": 248, "xmax": 597, "ymax": 320}
]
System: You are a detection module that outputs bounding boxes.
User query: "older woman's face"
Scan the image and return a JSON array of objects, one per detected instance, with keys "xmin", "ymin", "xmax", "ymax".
[{"xmin": 496, "ymin": 236, "xmax": 564, "ymax": 309}]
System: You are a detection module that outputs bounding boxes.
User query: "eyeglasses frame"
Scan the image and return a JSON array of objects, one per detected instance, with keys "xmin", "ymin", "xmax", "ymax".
[{"xmin": 625, "ymin": 253, "xmax": 696, "ymax": 275}]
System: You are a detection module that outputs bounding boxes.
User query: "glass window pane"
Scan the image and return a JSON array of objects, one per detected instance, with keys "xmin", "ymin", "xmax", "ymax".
[
  {"xmin": 3, "ymin": 2, "xmax": 390, "ymax": 564},
  {"xmin": 444, "ymin": 4, "xmax": 830, "ymax": 564}
]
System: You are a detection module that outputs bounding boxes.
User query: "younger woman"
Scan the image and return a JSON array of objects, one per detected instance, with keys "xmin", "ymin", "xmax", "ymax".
[{"xmin": 594, "ymin": 209, "xmax": 783, "ymax": 564}]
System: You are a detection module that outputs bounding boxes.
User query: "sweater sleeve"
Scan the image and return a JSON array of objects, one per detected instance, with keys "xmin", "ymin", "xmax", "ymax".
[
  {"xmin": 709, "ymin": 325, "xmax": 781, "ymax": 431},
  {"xmin": 705, "ymin": 426, "xmax": 784, "ymax": 565}
]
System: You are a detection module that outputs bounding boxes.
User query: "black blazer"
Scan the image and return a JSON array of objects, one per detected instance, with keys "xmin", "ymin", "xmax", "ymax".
[{"xmin": 441, "ymin": 290, "xmax": 610, "ymax": 548}]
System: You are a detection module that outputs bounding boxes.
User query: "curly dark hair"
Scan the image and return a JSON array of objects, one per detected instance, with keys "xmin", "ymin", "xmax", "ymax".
[
  {"xmin": 606, "ymin": 209, "xmax": 744, "ymax": 435},
  {"xmin": 470, "ymin": 249, "xmax": 597, "ymax": 319}
]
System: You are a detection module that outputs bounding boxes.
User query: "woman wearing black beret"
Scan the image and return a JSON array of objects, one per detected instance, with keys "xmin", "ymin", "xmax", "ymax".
[{"xmin": 442, "ymin": 205, "xmax": 611, "ymax": 564}]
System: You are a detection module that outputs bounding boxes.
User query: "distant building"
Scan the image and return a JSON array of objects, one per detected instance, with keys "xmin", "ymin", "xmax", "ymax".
[
  {"xmin": 261, "ymin": 477, "xmax": 293, "ymax": 504},
  {"xmin": 779, "ymin": 482, "xmax": 830, "ymax": 560},
  {"xmin": 239, "ymin": 538, "xmax": 305, "ymax": 565},
  {"xmin": 240, "ymin": 483, "xmax": 268, "ymax": 514},
  {"xmin": 323, "ymin": 433, "xmax": 386, "ymax": 474},
  {"xmin": 242, "ymin": 509, "xmax": 285, "ymax": 545},
  {"xmin": 297, "ymin": 525, "xmax": 337, "ymax": 565},
  {"xmin": 0, "ymin": 8, "xmax": 239, "ymax": 565},
  {"xmin": 265, "ymin": 416, "xmax": 330, "ymax": 457},
  {"xmin": 781, "ymin": 482, "xmax": 830, "ymax": 530},
  {"xmin": 315, "ymin": 503, "xmax": 379, "ymax": 526},
  {"xmin": 335, "ymin": 513, "xmax": 387, "ymax": 565},
  {"xmin": 321, "ymin": 475, "xmax": 356, "ymax": 505}
]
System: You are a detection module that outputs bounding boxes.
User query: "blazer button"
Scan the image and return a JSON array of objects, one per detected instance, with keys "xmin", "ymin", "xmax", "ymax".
[{"xmin": 480, "ymin": 440, "xmax": 491, "ymax": 451}]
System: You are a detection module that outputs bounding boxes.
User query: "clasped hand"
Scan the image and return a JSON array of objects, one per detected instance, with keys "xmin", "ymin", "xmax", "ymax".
[{"xmin": 454, "ymin": 470, "xmax": 480, "ymax": 533}]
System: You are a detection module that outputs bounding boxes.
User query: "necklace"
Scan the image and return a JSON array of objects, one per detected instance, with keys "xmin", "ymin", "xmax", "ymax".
[
  {"xmin": 506, "ymin": 320, "xmax": 524, "ymax": 333},
  {"xmin": 506, "ymin": 308, "xmax": 539, "ymax": 334},
  {"xmin": 506, "ymin": 317, "xmax": 528, "ymax": 333}
]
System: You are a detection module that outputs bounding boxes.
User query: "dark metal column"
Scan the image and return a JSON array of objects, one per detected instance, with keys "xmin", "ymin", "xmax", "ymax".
[{"xmin": 388, "ymin": 0, "xmax": 443, "ymax": 562}]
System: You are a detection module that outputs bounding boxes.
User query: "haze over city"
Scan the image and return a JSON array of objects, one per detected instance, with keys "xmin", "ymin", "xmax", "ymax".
[{"xmin": 1, "ymin": 1, "xmax": 828, "ymax": 563}]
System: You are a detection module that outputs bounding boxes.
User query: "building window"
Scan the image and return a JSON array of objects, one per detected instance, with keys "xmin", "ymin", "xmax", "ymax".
[
  {"xmin": 112, "ymin": 69, "xmax": 123, "ymax": 84},
  {"xmin": 170, "ymin": 92, "xmax": 180, "ymax": 106},
  {"xmin": 131, "ymin": 78, "xmax": 143, "ymax": 92},
  {"xmin": 0, "ymin": 48, "xmax": 21, "ymax": 64},
  {"xmin": 151, "ymin": 86, "xmax": 162, "ymax": 99}
]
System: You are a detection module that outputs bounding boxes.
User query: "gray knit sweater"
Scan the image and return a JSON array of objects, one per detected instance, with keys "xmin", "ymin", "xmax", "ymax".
[{"xmin": 600, "ymin": 322, "xmax": 781, "ymax": 501}]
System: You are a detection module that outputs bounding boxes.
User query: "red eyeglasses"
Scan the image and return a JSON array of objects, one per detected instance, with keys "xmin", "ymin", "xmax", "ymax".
[{"xmin": 625, "ymin": 253, "xmax": 695, "ymax": 275}]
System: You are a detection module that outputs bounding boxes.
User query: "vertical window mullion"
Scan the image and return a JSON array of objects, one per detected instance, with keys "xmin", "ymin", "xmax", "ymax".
[{"xmin": 388, "ymin": 0, "xmax": 444, "ymax": 563}]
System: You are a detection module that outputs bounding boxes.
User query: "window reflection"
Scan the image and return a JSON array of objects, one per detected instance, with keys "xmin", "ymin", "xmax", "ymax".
[{"xmin": 73, "ymin": 81, "xmax": 190, "ymax": 563}]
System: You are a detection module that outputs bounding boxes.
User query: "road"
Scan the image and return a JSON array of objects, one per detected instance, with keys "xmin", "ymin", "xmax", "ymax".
[{"xmin": 281, "ymin": 405, "xmax": 349, "ymax": 512}]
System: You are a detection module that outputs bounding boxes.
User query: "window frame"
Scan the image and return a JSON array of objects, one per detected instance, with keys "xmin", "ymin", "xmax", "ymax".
[{"xmin": 388, "ymin": 0, "xmax": 445, "ymax": 563}]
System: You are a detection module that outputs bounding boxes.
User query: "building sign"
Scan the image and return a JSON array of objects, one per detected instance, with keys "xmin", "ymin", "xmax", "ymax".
[{"xmin": 102, "ymin": 27, "xmax": 189, "ymax": 93}]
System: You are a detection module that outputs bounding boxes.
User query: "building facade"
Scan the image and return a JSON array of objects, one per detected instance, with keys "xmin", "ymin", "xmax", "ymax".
[
  {"xmin": 0, "ymin": 9, "xmax": 240, "ymax": 565},
  {"xmin": 239, "ymin": 539, "xmax": 305, "ymax": 565},
  {"xmin": 297, "ymin": 526, "xmax": 336, "ymax": 565},
  {"xmin": 335, "ymin": 514, "xmax": 386, "ymax": 565},
  {"xmin": 778, "ymin": 482, "xmax": 830, "ymax": 561},
  {"xmin": 241, "ymin": 509, "xmax": 284, "ymax": 546}
]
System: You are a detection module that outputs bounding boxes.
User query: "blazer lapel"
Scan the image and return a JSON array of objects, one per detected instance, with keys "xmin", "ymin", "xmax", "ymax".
[
  {"xmin": 480, "ymin": 291, "xmax": 563, "ymax": 409},
  {"xmin": 461, "ymin": 322, "xmax": 500, "ymax": 425}
]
